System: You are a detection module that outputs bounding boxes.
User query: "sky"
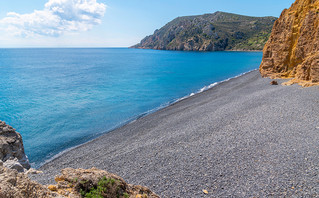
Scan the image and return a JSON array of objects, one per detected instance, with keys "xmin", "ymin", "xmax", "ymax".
[{"xmin": 0, "ymin": 0, "xmax": 295, "ymax": 48}]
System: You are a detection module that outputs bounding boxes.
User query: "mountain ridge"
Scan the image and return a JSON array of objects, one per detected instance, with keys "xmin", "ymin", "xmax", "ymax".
[{"xmin": 132, "ymin": 11, "xmax": 277, "ymax": 51}]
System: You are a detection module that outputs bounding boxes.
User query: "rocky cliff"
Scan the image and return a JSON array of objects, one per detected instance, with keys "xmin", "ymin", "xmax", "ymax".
[
  {"xmin": 260, "ymin": 0, "xmax": 319, "ymax": 86},
  {"xmin": 0, "ymin": 121, "xmax": 31, "ymax": 172},
  {"xmin": 132, "ymin": 11, "xmax": 277, "ymax": 51}
]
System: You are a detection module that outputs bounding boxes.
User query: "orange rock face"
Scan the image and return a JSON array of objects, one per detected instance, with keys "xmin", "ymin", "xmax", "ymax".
[{"xmin": 260, "ymin": 0, "xmax": 319, "ymax": 86}]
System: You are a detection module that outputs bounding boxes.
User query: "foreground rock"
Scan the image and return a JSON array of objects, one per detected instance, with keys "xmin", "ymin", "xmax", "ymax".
[
  {"xmin": 48, "ymin": 167, "xmax": 159, "ymax": 198},
  {"xmin": 0, "ymin": 164, "xmax": 61, "ymax": 197},
  {"xmin": 260, "ymin": 0, "xmax": 319, "ymax": 86},
  {"xmin": 0, "ymin": 164, "xmax": 158, "ymax": 198},
  {"xmin": 0, "ymin": 121, "xmax": 30, "ymax": 172}
]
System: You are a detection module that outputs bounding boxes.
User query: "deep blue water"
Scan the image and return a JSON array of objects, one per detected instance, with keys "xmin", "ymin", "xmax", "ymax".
[{"xmin": 0, "ymin": 48, "xmax": 262, "ymax": 167}]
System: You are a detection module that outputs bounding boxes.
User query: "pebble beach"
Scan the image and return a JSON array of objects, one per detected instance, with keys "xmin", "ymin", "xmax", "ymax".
[{"xmin": 31, "ymin": 70, "xmax": 319, "ymax": 197}]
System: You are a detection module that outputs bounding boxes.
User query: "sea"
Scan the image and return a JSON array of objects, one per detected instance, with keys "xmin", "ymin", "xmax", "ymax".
[{"xmin": 0, "ymin": 48, "xmax": 262, "ymax": 167}]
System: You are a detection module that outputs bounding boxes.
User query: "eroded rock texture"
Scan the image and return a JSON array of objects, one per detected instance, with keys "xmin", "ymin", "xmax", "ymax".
[
  {"xmin": 0, "ymin": 164, "xmax": 159, "ymax": 198},
  {"xmin": 0, "ymin": 165, "xmax": 61, "ymax": 198},
  {"xmin": 49, "ymin": 168, "xmax": 159, "ymax": 198},
  {"xmin": 260, "ymin": 0, "xmax": 319, "ymax": 86},
  {"xmin": 0, "ymin": 121, "xmax": 30, "ymax": 172}
]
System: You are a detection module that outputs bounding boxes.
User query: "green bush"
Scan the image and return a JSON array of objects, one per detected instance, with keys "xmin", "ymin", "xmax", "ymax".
[{"xmin": 80, "ymin": 176, "xmax": 127, "ymax": 198}]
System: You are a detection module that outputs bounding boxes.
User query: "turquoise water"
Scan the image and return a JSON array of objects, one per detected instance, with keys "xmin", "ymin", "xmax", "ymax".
[{"xmin": 0, "ymin": 48, "xmax": 262, "ymax": 167}]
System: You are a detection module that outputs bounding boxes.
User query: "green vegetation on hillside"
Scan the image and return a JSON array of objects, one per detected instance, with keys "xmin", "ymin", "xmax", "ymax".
[{"xmin": 132, "ymin": 11, "xmax": 277, "ymax": 51}]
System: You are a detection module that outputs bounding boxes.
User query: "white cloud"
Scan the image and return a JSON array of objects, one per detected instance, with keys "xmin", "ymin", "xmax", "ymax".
[{"xmin": 0, "ymin": 0, "xmax": 106, "ymax": 37}]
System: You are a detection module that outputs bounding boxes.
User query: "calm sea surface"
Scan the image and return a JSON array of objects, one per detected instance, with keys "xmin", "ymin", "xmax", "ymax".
[{"xmin": 0, "ymin": 48, "xmax": 262, "ymax": 167}]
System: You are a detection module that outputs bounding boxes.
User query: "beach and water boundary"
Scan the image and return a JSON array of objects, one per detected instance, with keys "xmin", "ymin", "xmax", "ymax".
[
  {"xmin": 37, "ymin": 69, "xmax": 257, "ymax": 169},
  {"xmin": 31, "ymin": 70, "xmax": 319, "ymax": 197},
  {"xmin": 0, "ymin": 49, "xmax": 262, "ymax": 165}
]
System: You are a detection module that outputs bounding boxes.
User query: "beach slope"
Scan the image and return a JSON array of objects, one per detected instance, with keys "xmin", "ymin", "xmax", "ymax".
[{"xmin": 32, "ymin": 70, "xmax": 319, "ymax": 197}]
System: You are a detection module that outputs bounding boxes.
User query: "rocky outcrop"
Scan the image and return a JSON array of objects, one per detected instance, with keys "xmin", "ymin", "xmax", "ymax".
[
  {"xmin": 133, "ymin": 11, "xmax": 276, "ymax": 51},
  {"xmin": 49, "ymin": 168, "xmax": 159, "ymax": 198},
  {"xmin": 0, "ymin": 120, "xmax": 158, "ymax": 197},
  {"xmin": 0, "ymin": 121, "xmax": 30, "ymax": 172},
  {"xmin": 0, "ymin": 164, "xmax": 159, "ymax": 198},
  {"xmin": 260, "ymin": 0, "xmax": 319, "ymax": 86},
  {"xmin": 0, "ymin": 164, "xmax": 61, "ymax": 197}
]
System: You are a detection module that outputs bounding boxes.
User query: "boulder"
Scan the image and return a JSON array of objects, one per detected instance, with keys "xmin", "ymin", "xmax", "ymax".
[{"xmin": 0, "ymin": 121, "xmax": 31, "ymax": 172}]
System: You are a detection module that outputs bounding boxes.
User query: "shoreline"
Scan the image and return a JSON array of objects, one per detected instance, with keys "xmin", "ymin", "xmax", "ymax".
[
  {"xmin": 37, "ymin": 69, "xmax": 258, "ymax": 169},
  {"xmin": 31, "ymin": 70, "xmax": 319, "ymax": 197},
  {"xmin": 131, "ymin": 47, "xmax": 263, "ymax": 52}
]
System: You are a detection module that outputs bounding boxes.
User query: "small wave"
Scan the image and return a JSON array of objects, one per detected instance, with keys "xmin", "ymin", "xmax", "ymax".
[{"xmin": 175, "ymin": 69, "xmax": 257, "ymax": 103}]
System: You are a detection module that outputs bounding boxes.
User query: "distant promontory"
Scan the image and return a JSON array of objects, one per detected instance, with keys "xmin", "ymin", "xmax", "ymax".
[{"xmin": 132, "ymin": 11, "xmax": 277, "ymax": 51}]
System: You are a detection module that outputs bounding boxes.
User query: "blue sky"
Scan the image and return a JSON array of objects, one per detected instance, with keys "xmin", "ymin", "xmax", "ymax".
[{"xmin": 0, "ymin": 0, "xmax": 295, "ymax": 47}]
